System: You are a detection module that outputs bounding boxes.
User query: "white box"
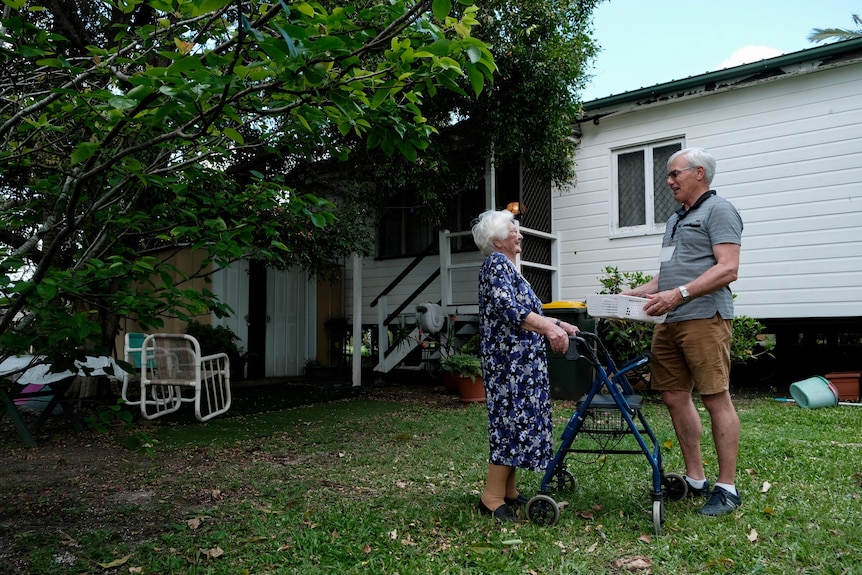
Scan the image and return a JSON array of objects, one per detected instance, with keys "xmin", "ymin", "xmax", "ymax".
[{"xmin": 586, "ymin": 295, "xmax": 666, "ymax": 324}]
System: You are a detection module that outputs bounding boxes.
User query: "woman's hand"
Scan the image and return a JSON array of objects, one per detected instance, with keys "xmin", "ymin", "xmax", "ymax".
[
  {"xmin": 546, "ymin": 319, "xmax": 579, "ymax": 354},
  {"xmin": 520, "ymin": 312, "xmax": 579, "ymax": 354}
]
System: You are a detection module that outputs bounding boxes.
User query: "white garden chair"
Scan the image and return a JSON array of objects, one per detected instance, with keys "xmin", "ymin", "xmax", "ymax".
[{"xmin": 139, "ymin": 333, "xmax": 231, "ymax": 422}]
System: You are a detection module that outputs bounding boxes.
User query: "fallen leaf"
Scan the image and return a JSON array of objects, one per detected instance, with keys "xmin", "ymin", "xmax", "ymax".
[
  {"xmin": 129, "ymin": 567, "xmax": 142, "ymax": 573},
  {"xmin": 59, "ymin": 531, "xmax": 79, "ymax": 547},
  {"xmin": 187, "ymin": 517, "xmax": 201, "ymax": 530},
  {"xmin": 638, "ymin": 534, "xmax": 652, "ymax": 544},
  {"xmin": 613, "ymin": 555, "xmax": 653, "ymax": 570},
  {"xmin": 748, "ymin": 528, "xmax": 758, "ymax": 542},
  {"xmin": 363, "ymin": 544, "xmax": 372, "ymax": 554},
  {"xmin": 763, "ymin": 506, "xmax": 774, "ymax": 516},
  {"xmin": 577, "ymin": 510, "xmax": 595, "ymax": 520},
  {"xmin": 389, "ymin": 529, "xmax": 398, "ymax": 540},
  {"xmin": 501, "ymin": 539, "xmax": 523, "ymax": 546},
  {"xmin": 211, "ymin": 489, "xmax": 222, "ymax": 500},
  {"xmin": 746, "ymin": 468, "xmax": 758, "ymax": 476},
  {"xmin": 97, "ymin": 554, "xmax": 131, "ymax": 568},
  {"xmin": 200, "ymin": 546, "xmax": 224, "ymax": 560},
  {"xmin": 761, "ymin": 481, "xmax": 771, "ymax": 493},
  {"xmin": 587, "ymin": 542, "xmax": 598, "ymax": 552}
]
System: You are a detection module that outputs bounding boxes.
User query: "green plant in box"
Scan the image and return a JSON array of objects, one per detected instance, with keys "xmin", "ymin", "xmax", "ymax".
[{"xmin": 595, "ymin": 266, "xmax": 774, "ymax": 366}]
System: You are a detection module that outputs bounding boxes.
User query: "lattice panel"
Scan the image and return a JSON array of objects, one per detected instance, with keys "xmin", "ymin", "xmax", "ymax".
[
  {"xmin": 520, "ymin": 167, "xmax": 552, "ymax": 302},
  {"xmin": 524, "ymin": 268, "xmax": 552, "ymax": 304}
]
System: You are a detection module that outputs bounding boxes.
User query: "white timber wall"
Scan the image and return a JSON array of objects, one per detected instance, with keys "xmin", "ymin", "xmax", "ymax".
[{"xmin": 555, "ymin": 62, "xmax": 862, "ymax": 321}]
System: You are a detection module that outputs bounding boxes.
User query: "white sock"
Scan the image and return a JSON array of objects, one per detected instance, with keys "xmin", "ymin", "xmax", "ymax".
[
  {"xmin": 715, "ymin": 482, "xmax": 737, "ymax": 496},
  {"xmin": 685, "ymin": 476, "xmax": 707, "ymax": 489}
]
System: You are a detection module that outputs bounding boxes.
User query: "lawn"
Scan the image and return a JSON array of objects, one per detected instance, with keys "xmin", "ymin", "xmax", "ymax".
[{"xmin": 0, "ymin": 382, "xmax": 860, "ymax": 574}]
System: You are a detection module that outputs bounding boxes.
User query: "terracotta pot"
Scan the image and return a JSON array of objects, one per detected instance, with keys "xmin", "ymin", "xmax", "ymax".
[
  {"xmin": 824, "ymin": 371, "xmax": 861, "ymax": 401},
  {"xmin": 442, "ymin": 372, "xmax": 460, "ymax": 394},
  {"xmin": 456, "ymin": 375, "xmax": 485, "ymax": 403}
]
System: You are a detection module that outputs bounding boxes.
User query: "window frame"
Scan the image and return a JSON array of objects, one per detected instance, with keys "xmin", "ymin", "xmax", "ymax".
[{"xmin": 609, "ymin": 137, "xmax": 685, "ymax": 238}]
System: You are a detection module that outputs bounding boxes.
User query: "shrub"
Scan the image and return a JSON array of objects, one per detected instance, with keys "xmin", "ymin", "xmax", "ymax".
[{"xmin": 594, "ymin": 266, "xmax": 773, "ymax": 365}]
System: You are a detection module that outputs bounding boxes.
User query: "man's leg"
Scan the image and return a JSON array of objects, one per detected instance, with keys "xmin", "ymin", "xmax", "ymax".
[
  {"xmin": 662, "ymin": 389, "xmax": 706, "ymax": 481},
  {"xmin": 701, "ymin": 390, "xmax": 740, "ymax": 486}
]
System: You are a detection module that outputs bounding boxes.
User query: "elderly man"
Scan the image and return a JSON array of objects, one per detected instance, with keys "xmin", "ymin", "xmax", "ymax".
[{"xmin": 623, "ymin": 147, "xmax": 743, "ymax": 517}]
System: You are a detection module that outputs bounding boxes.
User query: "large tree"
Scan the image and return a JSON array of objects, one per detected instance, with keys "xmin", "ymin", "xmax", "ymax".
[
  {"xmin": 275, "ymin": 0, "xmax": 600, "ymax": 225},
  {"xmin": 0, "ymin": 0, "xmax": 495, "ymax": 367}
]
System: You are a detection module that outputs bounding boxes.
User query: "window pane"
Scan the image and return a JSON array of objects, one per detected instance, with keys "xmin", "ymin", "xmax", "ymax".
[
  {"xmin": 377, "ymin": 205, "xmax": 404, "ymax": 257},
  {"xmin": 618, "ymin": 151, "xmax": 645, "ymax": 227},
  {"xmin": 653, "ymin": 143, "xmax": 682, "ymax": 223}
]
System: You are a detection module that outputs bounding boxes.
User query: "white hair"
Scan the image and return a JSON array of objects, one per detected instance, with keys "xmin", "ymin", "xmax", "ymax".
[{"xmin": 471, "ymin": 209, "xmax": 515, "ymax": 256}]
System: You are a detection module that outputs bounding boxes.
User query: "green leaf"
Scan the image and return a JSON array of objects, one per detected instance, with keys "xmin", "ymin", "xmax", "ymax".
[
  {"xmin": 432, "ymin": 0, "xmax": 452, "ymax": 22},
  {"xmin": 222, "ymin": 127, "xmax": 245, "ymax": 144},
  {"xmin": 36, "ymin": 281, "xmax": 58, "ymax": 300},
  {"xmin": 464, "ymin": 62, "xmax": 484, "ymax": 96},
  {"xmin": 109, "ymin": 96, "xmax": 138, "ymax": 110},
  {"xmin": 189, "ymin": 0, "xmax": 233, "ymax": 17},
  {"xmin": 70, "ymin": 142, "xmax": 99, "ymax": 166}
]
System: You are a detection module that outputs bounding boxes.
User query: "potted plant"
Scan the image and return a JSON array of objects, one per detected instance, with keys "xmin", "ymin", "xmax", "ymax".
[{"xmin": 440, "ymin": 334, "xmax": 484, "ymax": 403}]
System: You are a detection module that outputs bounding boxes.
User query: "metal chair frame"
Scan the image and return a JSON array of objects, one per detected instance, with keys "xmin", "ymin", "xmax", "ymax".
[{"xmin": 139, "ymin": 333, "xmax": 232, "ymax": 422}]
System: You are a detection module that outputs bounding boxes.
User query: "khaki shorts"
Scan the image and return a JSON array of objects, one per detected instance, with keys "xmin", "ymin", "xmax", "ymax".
[{"xmin": 650, "ymin": 315, "xmax": 732, "ymax": 395}]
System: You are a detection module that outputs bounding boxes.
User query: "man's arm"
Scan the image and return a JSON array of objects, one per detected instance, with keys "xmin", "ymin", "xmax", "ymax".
[{"xmin": 641, "ymin": 243, "xmax": 740, "ymax": 316}]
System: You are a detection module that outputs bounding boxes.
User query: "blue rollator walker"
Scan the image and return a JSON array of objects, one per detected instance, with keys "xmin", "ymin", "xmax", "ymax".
[{"xmin": 525, "ymin": 332, "xmax": 688, "ymax": 534}]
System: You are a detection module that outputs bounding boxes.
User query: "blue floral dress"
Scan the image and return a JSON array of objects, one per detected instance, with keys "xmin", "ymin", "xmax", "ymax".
[{"xmin": 478, "ymin": 252, "xmax": 553, "ymax": 472}]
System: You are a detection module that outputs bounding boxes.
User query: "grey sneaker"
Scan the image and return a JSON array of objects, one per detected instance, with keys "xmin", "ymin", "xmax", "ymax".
[
  {"xmin": 686, "ymin": 479, "xmax": 710, "ymax": 498},
  {"xmin": 698, "ymin": 486, "xmax": 742, "ymax": 516}
]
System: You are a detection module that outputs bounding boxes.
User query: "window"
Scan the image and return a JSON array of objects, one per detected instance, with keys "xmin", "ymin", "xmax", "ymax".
[
  {"xmin": 377, "ymin": 188, "xmax": 436, "ymax": 258},
  {"xmin": 611, "ymin": 139, "xmax": 682, "ymax": 236}
]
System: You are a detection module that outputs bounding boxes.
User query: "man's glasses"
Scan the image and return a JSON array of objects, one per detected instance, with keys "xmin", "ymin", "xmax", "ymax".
[{"xmin": 667, "ymin": 166, "xmax": 698, "ymax": 179}]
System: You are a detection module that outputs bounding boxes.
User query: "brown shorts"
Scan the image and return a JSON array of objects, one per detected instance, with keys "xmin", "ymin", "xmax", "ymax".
[{"xmin": 650, "ymin": 315, "xmax": 731, "ymax": 395}]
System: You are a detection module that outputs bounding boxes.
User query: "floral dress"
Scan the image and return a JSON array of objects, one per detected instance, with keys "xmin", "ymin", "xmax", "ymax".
[{"xmin": 477, "ymin": 252, "xmax": 553, "ymax": 472}]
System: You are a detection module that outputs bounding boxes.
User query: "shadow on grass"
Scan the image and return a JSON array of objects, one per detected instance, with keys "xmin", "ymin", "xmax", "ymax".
[{"xmin": 147, "ymin": 377, "xmax": 407, "ymax": 448}]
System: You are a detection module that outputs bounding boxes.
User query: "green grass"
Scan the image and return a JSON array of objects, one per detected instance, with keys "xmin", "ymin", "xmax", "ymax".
[{"xmin": 2, "ymin": 389, "xmax": 861, "ymax": 574}]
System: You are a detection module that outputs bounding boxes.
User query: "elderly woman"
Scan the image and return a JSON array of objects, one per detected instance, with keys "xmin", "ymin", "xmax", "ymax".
[{"xmin": 470, "ymin": 209, "xmax": 579, "ymax": 522}]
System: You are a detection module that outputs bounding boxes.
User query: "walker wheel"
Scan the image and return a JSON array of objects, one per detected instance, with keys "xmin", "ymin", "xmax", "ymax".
[
  {"xmin": 526, "ymin": 494, "xmax": 561, "ymax": 526},
  {"xmin": 662, "ymin": 473, "xmax": 688, "ymax": 501},
  {"xmin": 550, "ymin": 469, "xmax": 577, "ymax": 493},
  {"xmin": 652, "ymin": 500, "xmax": 664, "ymax": 536}
]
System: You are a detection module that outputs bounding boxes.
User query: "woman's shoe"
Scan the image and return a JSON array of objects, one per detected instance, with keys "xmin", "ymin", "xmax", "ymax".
[
  {"xmin": 477, "ymin": 500, "xmax": 519, "ymax": 523},
  {"xmin": 505, "ymin": 494, "xmax": 530, "ymax": 507}
]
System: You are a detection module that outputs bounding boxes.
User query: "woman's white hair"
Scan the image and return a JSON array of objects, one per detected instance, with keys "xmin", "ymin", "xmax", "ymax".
[{"xmin": 471, "ymin": 209, "xmax": 515, "ymax": 256}]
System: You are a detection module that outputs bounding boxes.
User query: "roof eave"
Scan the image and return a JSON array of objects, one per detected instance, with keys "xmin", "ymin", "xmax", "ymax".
[{"xmin": 581, "ymin": 37, "xmax": 862, "ymax": 113}]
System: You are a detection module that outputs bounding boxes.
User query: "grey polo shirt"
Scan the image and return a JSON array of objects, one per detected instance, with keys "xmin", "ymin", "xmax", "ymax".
[{"xmin": 658, "ymin": 191, "xmax": 743, "ymax": 323}]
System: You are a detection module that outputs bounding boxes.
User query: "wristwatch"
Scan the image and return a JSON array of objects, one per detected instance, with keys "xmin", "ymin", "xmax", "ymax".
[{"xmin": 678, "ymin": 285, "xmax": 691, "ymax": 303}]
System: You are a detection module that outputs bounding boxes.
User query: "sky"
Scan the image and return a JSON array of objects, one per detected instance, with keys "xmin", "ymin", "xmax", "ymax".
[{"xmin": 581, "ymin": 0, "xmax": 861, "ymax": 101}]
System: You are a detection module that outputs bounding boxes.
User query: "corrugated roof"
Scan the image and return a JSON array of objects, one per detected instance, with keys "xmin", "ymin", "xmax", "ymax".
[{"xmin": 582, "ymin": 37, "xmax": 862, "ymax": 113}]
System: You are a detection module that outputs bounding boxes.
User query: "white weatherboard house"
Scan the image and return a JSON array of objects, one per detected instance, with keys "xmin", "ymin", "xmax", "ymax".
[
  {"xmin": 343, "ymin": 37, "xmax": 862, "ymax": 387},
  {"xmin": 555, "ymin": 37, "xmax": 862, "ymax": 384},
  {"xmin": 209, "ymin": 38, "xmax": 861, "ymax": 387}
]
